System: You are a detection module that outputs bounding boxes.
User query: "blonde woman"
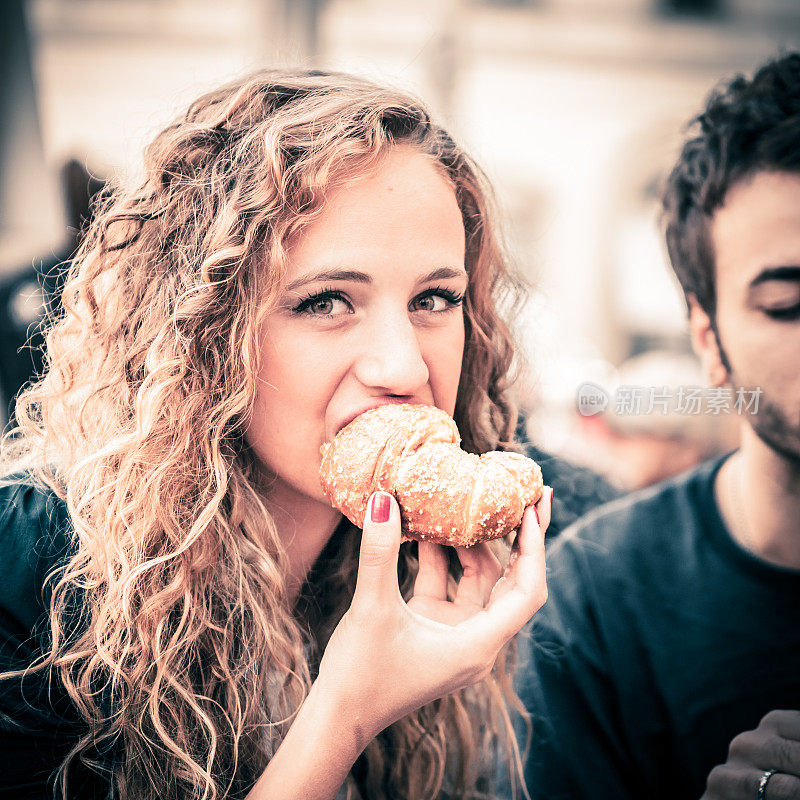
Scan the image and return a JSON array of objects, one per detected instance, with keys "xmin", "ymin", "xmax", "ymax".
[{"xmin": 0, "ymin": 70, "xmax": 551, "ymax": 800}]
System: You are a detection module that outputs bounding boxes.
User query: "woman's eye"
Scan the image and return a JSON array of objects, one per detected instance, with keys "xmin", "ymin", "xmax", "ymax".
[
  {"xmin": 293, "ymin": 291, "xmax": 351, "ymax": 317},
  {"xmin": 411, "ymin": 289, "xmax": 464, "ymax": 313},
  {"xmin": 414, "ymin": 295, "xmax": 444, "ymax": 312}
]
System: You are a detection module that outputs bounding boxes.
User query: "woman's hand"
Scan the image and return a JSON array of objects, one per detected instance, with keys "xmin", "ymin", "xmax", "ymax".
[
  {"xmin": 247, "ymin": 487, "xmax": 551, "ymax": 800},
  {"xmin": 701, "ymin": 711, "xmax": 800, "ymax": 799},
  {"xmin": 316, "ymin": 487, "xmax": 552, "ymax": 749}
]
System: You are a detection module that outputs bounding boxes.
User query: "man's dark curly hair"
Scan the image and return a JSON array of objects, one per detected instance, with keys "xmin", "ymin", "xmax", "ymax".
[{"xmin": 662, "ymin": 52, "xmax": 800, "ymax": 323}]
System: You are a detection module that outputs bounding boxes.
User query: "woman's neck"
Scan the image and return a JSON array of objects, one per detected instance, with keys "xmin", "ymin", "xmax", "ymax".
[{"xmin": 264, "ymin": 483, "xmax": 344, "ymax": 602}]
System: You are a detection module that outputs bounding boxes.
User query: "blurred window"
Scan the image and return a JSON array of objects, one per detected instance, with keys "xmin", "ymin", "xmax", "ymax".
[
  {"xmin": 470, "ymin": 0, "xmax": 541, "ymax": 7},
  {"xmin": 658, "ymin": 0, "xmax": 723, "ymax": 17}
]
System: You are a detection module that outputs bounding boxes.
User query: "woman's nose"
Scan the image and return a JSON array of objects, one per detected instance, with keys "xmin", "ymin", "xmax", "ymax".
[{"xmin": 353, "ymin": 313, "xmax": 430, "ymax": 395}]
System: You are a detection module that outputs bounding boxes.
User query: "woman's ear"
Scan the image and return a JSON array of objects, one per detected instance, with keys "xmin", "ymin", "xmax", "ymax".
[{"xmin": 688, "ymin": 295, "xmax": 729, "ymax": 387}]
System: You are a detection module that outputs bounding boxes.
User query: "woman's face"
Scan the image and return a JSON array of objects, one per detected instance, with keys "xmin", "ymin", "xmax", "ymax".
[{"xmin": 246, "ymin": 147, "xmax": 468, "ymax": 512}]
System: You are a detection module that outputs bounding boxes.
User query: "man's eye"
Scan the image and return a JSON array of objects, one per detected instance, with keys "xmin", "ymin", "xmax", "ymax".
[
  {"xmin": 763, "ymin": 304, "xmax": 800, "ymax": 321},
  {"xmin": 752, "ymin": 282, "xmax": 800, "ymax": 319}
]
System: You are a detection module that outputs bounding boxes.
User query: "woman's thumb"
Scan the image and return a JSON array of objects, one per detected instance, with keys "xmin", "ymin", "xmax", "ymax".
[{"xmin": 354, "ymin": 491, "xmax": 402, "ymax": 605}]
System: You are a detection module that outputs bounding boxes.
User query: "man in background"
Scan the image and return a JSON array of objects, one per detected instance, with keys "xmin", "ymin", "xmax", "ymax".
[{"xmin": 520, "ymin": 52, "xmax": 800, "ymax": 799}]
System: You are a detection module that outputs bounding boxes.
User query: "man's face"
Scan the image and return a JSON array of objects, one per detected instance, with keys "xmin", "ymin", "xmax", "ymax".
[{"xmin": 710, "ymin": 170, "xmax": 800, "ymax": 461}]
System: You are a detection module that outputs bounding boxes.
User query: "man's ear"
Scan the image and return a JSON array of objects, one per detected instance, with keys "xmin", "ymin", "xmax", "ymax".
[{"xmin": 688, "ymin": 295, "xmax": 729, "ymax": 387}]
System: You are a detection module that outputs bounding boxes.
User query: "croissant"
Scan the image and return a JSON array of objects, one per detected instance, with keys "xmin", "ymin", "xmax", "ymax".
[{"xmin": 318, "ymin": 403, "xmax": 543, "ymax": 547}]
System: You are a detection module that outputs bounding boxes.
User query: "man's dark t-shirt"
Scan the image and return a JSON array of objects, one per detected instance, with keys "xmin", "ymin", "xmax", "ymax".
[{"xmin": 517, "ymin": 455, "xmax": 800, "ymax": 799}]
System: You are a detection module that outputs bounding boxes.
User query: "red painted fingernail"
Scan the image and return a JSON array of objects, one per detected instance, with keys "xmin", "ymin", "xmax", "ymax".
[{"xmin": 371, "ymin": 492, "xmax": 391, "ymax": 523}]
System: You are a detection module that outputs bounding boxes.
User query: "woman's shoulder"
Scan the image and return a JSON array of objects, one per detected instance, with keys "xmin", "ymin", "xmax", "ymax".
[{"xmin": 0, "ymin": 473, "xmax": 72, "ymax": 634}]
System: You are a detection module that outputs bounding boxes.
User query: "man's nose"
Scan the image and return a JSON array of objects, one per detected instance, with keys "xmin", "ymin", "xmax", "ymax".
[{"xmin": 353, "ymin": 312, "xmax": 429, "ymax": 395}]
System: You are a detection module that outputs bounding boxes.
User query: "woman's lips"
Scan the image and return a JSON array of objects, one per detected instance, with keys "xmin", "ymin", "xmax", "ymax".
[{"xmin": 333, "ymin": 398, "xmax": 424, "ymax": 438}]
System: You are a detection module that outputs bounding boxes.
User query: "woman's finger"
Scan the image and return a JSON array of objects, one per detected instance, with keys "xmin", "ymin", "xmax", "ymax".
[
  {"xmin": 534, "ymin": 486, "xmax": 554, "ymax": 537},
  {"xmin": 353, "ymin": 492, "xmax": 403, "ymax": 609},
  {"xmin": 494, "ymin": 485, "xmax": 552, "ymax": 592},
  {"xmin": 413, "ymin": 541, "xmax": 449, "ymax": 601},
  {"xmin": 499, "ymin": 503, "xmax": 547, "ymax": 599},
  {"xmin": 466, "ymin": 503, "xmax": 548, "ymax": 645},
  {"xmin": 454, "ymin": 542, "xmax": 502, "ymax": 607}
]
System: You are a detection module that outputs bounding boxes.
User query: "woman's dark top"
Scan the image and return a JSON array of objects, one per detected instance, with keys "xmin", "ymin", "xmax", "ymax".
[
  {"xmin": 519, "ymin": 443, "xmax": 621, "ymax": 538},
  {"xmin": 0, "ymin": 478, "xmax": 107, "ymax": 799},
  {"xmin": 0, "ymin": 449, "xmax": 619, "ymax": 800}
]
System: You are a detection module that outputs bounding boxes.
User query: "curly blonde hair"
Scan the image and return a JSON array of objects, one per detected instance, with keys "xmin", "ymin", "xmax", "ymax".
[{"xmin": 2, "ymin": 69, "xmax": 530, "ymax": 800}]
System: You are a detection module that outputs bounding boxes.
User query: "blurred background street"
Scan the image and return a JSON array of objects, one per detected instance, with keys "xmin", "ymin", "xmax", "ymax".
[{"xmin": 3, "ymin": 0, "xmax": 800, "ymax": 488}]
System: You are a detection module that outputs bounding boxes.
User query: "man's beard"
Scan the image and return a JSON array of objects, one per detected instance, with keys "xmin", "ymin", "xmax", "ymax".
[
  {"xmin": 748, "ymin": 395, "xmax": 800, "ymax": 466},
  {"xmin": 715, "ymin": 328, "xmax": 800, "ymax": 464}
]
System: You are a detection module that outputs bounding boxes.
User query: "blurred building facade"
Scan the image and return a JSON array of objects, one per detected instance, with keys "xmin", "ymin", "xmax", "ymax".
[{"xmin": 3, "ymin": 0, "xmax": 800, "ymax": 455}]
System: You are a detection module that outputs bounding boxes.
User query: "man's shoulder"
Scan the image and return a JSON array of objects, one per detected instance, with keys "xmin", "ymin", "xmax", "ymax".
[
  {"xmin": 0, "ymin": 473, "xmax": 71, "ymax": 633},
  {"xmin": 524, "ymin": 457, "xmax": 728, "ymax": 657},
  {"xmin": 547, "ymin": 455, "xmax": 725, "ymax": 576}
]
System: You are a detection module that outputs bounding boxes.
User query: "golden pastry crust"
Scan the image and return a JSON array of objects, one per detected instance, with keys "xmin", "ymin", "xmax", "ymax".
[{"xmin": 318, "ymin": 403, "xmax": 543, "ymax": 546}]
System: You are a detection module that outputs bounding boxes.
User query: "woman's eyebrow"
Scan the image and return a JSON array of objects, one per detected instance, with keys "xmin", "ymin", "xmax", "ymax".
[
  {"xmin": 285, "ymin": 268, "xmax": 371, "ymax": 292},
  {"xmin": 285, "ymin": 266, "xmax": 466, "ymax": 292},
  {"xmin": 419, "ymin": 266, "xmax": 468, "ymax": 284}
]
